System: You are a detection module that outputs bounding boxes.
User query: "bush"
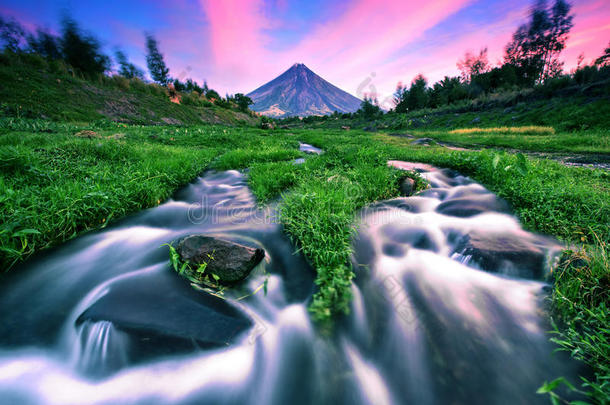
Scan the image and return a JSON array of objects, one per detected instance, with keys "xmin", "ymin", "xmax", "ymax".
[{"xmin": 110, "ymin": 75, "xmax": 130, "ymax": 91}]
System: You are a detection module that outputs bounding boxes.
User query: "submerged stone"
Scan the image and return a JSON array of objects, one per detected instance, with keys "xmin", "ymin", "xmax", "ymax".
[
  {"xmin": 453, "ymin": 231, "xmax": 553, "ymax": 278},
  {"xmin": 399, "ymin": 177, "xmax": 416, "ymax": 196},
  {"xmin": 76, "ymin": 268, "xmax": 253, "ymax": 363},
  {"xmin": 177, "ymin": 235, "xmax": 265, "ymax": 284},
  {"xmin": 436, "ymin": 194, "xmax": 511, "ymax": 217}
]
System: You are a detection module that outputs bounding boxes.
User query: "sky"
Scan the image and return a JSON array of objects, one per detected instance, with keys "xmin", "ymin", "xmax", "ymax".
[{"xmin": 1, "ymin": 0, "xmax": 609, "ymax": 107}]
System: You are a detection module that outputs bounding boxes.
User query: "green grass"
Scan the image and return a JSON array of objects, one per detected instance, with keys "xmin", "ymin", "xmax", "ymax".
[
  {"xmin": 0, "ymin": 128, "xmax": 217, "ymax": 269},
  {"xmin": 1, "ymin": 122, "xmax": 608, "ymax": 401},
  {"xmin": 290, "ymin": 94, "xmax": 610, "ymax": 134},
  {"xmin": 402, "ymin": 128, "xmax": 610, "ymax": 155},
  {"xmin": 548, "ymin": 239, "xmax": 610, "ymax": 403},
  {"xmin": 0, "ymin": 53, "xmax": 258, "ymax": 126}
]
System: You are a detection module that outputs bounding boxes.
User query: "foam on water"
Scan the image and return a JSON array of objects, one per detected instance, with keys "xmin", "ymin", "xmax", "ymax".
[{"xmin": 0, "ymin": 163, "xmax": 585, "ymax": 404}]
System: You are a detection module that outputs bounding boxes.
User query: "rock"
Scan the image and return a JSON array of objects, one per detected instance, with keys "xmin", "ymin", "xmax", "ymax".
[
  {"xmin": 436, "ymin": 194, "xmax": 511, "ymax": 217},
  {"xmin": 411, "ymin": 137, "xmax": 436, "ymax": 146},
  {"xmin": 341, "ymin": 126, "xmax": 351, "ymax": 130},
  {"xmin": 399, "ymin": 177, "xmax": 416, "ymax": 196},
  {"xmin": 76, "ymin": 268, "xmax": 253, "ymax": 365},
  {"xmin": 388, "ymin": 133, "xmax": 415, "ymax": 139},
  {"xmin": 452, "ymin": 232, "xmax": 552, "ymax": 278},
  {"xmin": 261, "ymin": 122, "xmax": 276, "ymax": 130},
  {"xmin": 471, "ymin": 116, "xmax": 481, "ymax": 124},
  {"xmin": 176, "ymin": 235, "xmax": 265, "ymax": 284}
]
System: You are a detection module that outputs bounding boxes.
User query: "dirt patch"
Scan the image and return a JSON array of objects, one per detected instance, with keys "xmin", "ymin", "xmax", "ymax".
[
  {"xmin": 74, "ymin": 130, "xmax": 101, "ymax": 139},
  {"xmin": 161, "ymin": 117, "xmax": 183, "ymax": 125},
  {"xmin": 99, "ymin": 97, "xmax": 139, "ymax": 121}
]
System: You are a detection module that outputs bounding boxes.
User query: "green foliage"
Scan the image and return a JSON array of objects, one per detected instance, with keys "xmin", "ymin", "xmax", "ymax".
[
  {"xmin": 27, "ymin": 29, "xmax": 61, "ymax": 60},
  {"xmin": 234, "ymin": 93, "xmax": 253, "ymax": 112},
  {"xmin": 548, "ymin": 239, "xmax": 610, "ymax": 403},
  {"xmin": 504, "ymin": 0, "xmax": 574, "ymax": 84},
  {"xmin": 0, "ymin": 126, "xmax": 218, "ymax": 270},
  {"xmin": 357, "ymin": 97, "xmax": 382, "ymax": 120},
  {"xmin": 0, "ymin": 56, "xmax": 258, "ymax": 126},
  {"xmin": 60, "ymin": 16, "xmax": 110, "ymax": 77},
  {"xmin": 115, "ymin": 50, "xmax": 144, "ymax": 79},
  {"xmin": 145, "ymin": 34, "xmax": 170, "ymax": 85},
  {"xmin": 0, "ymin": 15, "xmax": 25, "ymax": 52}
]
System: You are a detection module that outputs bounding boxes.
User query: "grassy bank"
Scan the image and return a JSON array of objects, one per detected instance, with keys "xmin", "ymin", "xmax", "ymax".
[
  {"xmin": 401, "ymin": 127, "xmax": 609, "ymax": 155},
  {"xmin": 0, "ymin": 53, "xmax": 258, "ymax": 126},
  {"xmin": 1, "ymin": 122, "xmax": 607, "ymax": 401}
]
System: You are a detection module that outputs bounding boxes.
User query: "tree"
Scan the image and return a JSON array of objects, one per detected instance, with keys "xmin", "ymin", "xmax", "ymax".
[
  {"xmin": 184, "ymin": 79, "xmax": 203, "ymax": 94},
  {"xmin": 145, "ymin": 34, "xmax": 170, "ymax": 85},
  {"xmin": 27, "ymin": 29, "xmax": 61, "ymax": 59},
  {"xmin": 428, "ymin": 76, "xmax": 467, "ymax": 107},
  {"xmin": 114, "ymin": 50, "xmax": 144, "ymax": 79},
  {"xmin": 407, "ymin": 74, "xmax": 428, "ymax": 110},
  {"xmin": 0, "ymin": 16, "xmax": 25, "ymax": 52},
  {"xmin": 205, "ymin": 88, "xmax": 220, "ymax": 101},
  {"xmin": 172, "ymin": 78, "xmax": 186, "ymax": 92},
  {"xmin": 60, "ymin": 16, "xmax": 110, "ymax": 77},
  {"xmin": 234, "ymin": 93, "xmax": 253, "ymax": 112},
  {"xmin": 457, "ymin": 48, "xmax": 490, "ymax": 83},
  {"xmin": 595, "ymin": 42, "xmax": 610, "ymax": 67},
  {"xmin": 393, "ymin": 83, "xmax": 408, "ymax": 113},
  {"xmin": 504, "ymin": 0, "xmax": 573, "ymax": 84},
  {"xmin": 358, "ymin": 96, "xmax": 381, "ymax": 120}
]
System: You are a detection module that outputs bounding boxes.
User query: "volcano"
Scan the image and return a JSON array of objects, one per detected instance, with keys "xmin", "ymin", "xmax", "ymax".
[{"xmin": 246, "ymin": 63, "xmax": 362, "ymax": 117}]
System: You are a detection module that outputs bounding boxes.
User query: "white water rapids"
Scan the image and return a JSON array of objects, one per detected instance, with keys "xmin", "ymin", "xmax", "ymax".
[{"xmin": 0, "ymin": 156, "xmax": 585, "ymax": 404}]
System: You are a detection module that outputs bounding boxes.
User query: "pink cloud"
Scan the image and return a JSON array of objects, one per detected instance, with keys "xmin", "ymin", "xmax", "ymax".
[
  {"xmin": 199, "ymin": 0, "xmax": 272, "ymax": 87},
  {"xmin": 196, "ymin": 0, "xmax": 476, "ymax": 95}
]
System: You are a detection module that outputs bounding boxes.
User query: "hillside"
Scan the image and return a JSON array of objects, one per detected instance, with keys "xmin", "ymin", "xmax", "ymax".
[
  {"xmin": 247, "ymin": 63, "xmax": 361, "ymax": 117},
  {"xmin": 0, "ymin": 54, "xmax": 259, "ymax": 126}
]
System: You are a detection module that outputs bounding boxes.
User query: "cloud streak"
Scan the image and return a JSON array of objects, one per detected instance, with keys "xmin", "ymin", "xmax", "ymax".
[{"xmin": 1, "ymin": 0, "xmax": 609, "ymax": 100}]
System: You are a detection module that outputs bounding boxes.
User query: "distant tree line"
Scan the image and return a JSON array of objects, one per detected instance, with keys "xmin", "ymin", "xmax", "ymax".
[
  {"xmin": 312, "ymin": 0, "xmax": 608, "ymax": 122},
  {"xmin": 388, "ymin": 0, "xmax": 609, "ymax": 114},
  {"xmin": 0, "ymin": 13, "xmax": 254, "ymax": 113}
]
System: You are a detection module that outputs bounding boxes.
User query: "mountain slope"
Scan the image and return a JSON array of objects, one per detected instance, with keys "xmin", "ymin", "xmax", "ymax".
[{"xmin": 247, "ymin": 63, "xmax": 362, "ymax": 117}]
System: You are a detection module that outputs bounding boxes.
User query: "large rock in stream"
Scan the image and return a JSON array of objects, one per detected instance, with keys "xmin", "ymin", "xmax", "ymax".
[
  {"xmin": 452, "ymin": 231, "xmax": 557, "ymax": 279},
  {"xmin": 177, "ymin": 235, "xmax": 265, "ymax": 284}
]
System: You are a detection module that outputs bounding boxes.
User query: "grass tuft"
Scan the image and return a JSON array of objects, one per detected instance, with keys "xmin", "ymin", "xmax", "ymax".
[{"xmin": 449, "ymin": 126, "xmax": 556, "ymax": 135}]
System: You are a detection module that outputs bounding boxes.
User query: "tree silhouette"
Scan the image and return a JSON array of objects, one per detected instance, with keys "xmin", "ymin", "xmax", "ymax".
[
  {"xmin": 115, "ymin": 50, "xmax": 144, "ymax": 79},
  {"xmin": 457, "ymin": 48, "xmax": 490, "ymax": 83},
  {"xmin": 595, "ymin": 42, "xmax": 610, "ymax": 67},
  {"xmin": 60, "ymin": 16, "xmax": 110, "ymax": 77},
  {"xmin": 27, "ymin": 29, "xmax": 61, "ymax": 59},
  {"xmin": 145, "ymin": 34, "xmax": 170, "ymax": 85},
  {"xmin": 407, "ymin": 74, "xmax": 428, "ymax": 110},
  {"xmin": 0, "ymin": 16, "xmax": 25, "ymax": 52},
  {"xmin": 505, "ymin": 0, "xmax": 573, "ymax": 84}
]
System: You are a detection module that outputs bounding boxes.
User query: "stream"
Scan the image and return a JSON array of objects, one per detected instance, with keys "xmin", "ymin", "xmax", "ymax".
[{"xmin": 0, "ymin": 151, "xmax": 585, "ymax": 404}]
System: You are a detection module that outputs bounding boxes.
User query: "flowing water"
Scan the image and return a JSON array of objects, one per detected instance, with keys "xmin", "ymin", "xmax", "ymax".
[{"xmin": 0, "ymin": 157, "xmax": 585, "ymax": 404}]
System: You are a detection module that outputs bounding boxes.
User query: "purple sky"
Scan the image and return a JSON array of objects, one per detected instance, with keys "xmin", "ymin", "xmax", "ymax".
[{"xmin": 1, "ymin": 0, "xmax": 609, "ymax": 106}]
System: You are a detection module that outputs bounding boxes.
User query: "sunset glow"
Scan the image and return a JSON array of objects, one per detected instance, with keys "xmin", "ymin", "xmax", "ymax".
[{"xmin": 1, "ymin": 0, "xmax": 609, "ymax": 102}]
